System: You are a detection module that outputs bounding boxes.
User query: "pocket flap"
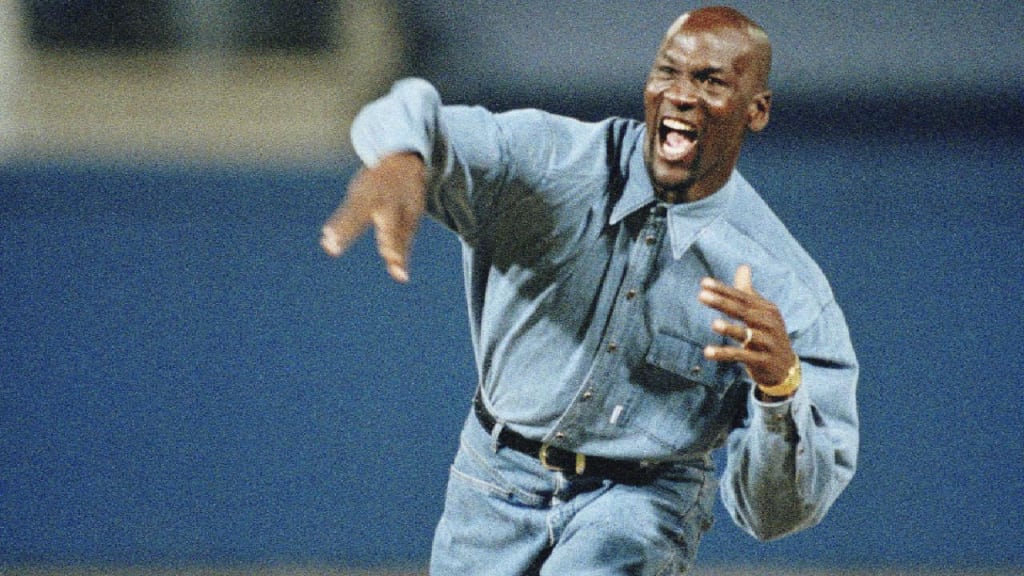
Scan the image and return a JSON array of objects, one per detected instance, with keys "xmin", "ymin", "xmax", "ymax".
[{"xmin": 646, "ymin": 332, "xmax": 739, "ymax": 393}]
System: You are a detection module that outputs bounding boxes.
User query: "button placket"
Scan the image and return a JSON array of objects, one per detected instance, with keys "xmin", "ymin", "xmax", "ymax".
[
  {"xmin": 551, "ymin": 206, "xmax": 667, "ymax": 441},
  {"xmin": 586, "ymin": 207, "xmax": 667, "ymax": 424}
]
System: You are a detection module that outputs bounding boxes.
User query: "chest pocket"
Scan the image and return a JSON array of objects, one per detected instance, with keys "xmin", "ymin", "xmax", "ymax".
[{"xmin": 645, "ymin": 331, "xmax": 741, "ymax": 395}]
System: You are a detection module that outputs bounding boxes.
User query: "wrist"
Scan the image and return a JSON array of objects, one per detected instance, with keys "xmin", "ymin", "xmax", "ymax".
[{"xmin": 756, "ymin": 356, "xmax": 801, "ymax": 401}]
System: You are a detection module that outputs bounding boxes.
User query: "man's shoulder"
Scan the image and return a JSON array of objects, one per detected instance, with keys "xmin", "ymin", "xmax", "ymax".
[
  {"xmin": 491, "ymin": 109, "xmax": 640, "ymax": 142},
  {"xmin": 485, "ymin": 110, "xmax": 642, "ymax": 178},
  {"xmin": 720, "ymin": 175, "xmax": 837, "ymax": 308}
]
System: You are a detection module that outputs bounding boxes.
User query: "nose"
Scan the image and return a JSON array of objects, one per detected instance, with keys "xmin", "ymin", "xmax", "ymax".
[{"xmin": 664, "ymin": 78, "xmax": 699, "ymax": 108}]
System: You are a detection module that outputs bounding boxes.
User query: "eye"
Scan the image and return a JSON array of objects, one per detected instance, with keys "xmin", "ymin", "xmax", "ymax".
[
  {"xmin": 655, "ymin": 65, "xmax": 677, "ymax": 78},
  {"xmin": 695, "ymin": 71, "xmax": 726, "ymax": 86}
]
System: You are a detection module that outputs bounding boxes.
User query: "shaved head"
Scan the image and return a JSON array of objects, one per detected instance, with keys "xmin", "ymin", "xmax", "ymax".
[{"xmin": 665, "ymin": 6, "xmax": 772, "ymax": 91}]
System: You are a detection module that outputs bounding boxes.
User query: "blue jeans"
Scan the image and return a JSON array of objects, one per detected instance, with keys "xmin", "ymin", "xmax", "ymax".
[{"xmin": 430, "ymin": 412, "xmax": 717, "ymax": 576}]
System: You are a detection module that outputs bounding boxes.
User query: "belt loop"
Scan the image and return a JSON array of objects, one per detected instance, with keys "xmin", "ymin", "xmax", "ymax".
[
  {"xmin": 489, "ymin": 420, "xmax": 505, "ymax": 454},
  {"xmin": 475, "ymin": 385, "xmax": 504, "ymax": 453}
]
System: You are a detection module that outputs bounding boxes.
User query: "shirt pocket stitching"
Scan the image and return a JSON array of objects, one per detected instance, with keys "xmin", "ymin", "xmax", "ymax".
[{"xmin": 645, "ymin": 331, "xmax": 738, "ymax": 395}]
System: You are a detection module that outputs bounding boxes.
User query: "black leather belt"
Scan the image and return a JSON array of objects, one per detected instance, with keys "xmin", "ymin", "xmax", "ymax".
[{"xmin": 473, "ymin": 392, "xmax": 660, "ymax": 480}]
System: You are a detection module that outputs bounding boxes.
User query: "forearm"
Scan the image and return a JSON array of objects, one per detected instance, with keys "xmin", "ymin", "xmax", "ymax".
[
  {"xmin": 720, "ymin": 352, "xmax": 859, "ymax": 541},
  {"xmin": 349, "ymin": 78, "xmax": 518, "ymax": 237}
]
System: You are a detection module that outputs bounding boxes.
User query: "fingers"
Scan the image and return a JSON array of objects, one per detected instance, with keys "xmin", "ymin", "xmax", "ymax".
[
  {"xmin": 698, "ymin": 277, "xmax": 754, "ymax": 322},
  {"xmin": 733, "ymin": 264, "xmax": 753, "ymax": 293},
  {"xmin": 320, "ymin": 167, "xmax": 377, "ymax": 258},
  {"xmin": 711, "ymin": 318, "xmax": 751, "ymax": 345},
  {"xmin": 704, "ymin": 341, "xmax": 768, "ymax": 364},
  {"xmin": 700, "ymin": 265, "xmax": 755, "ymax": 304},
  {"xmin": 372, "ymin": 210, "xmax": 418, "ymax": 283},
  {"xmin": 702, "ymin": 266, "xmax": 761, "ymax": 350},
  {"xmin": 699, "ymin": 265, "xmax": 795, "ymax": 387},
  {"xmin": 705, "ymin": 318, "xmax": 758, "ymax": 362},
  {"xmin": 321, "ymin": 204, "xmax": 368, "ymax": 258},
  {"xmin": 704, "ymin": 315, "xmax": 785, "ymax": 385},
  {"xmin": 700, "ymin": 273, "xmax": 781, "ymax": 340},
  {"xmin": 319, "ymin": 153, "xmax": 427, "ymax": 283},
  {"xmin": 321, "ymin": 200, "xmax": 416, "ymax": 283}
]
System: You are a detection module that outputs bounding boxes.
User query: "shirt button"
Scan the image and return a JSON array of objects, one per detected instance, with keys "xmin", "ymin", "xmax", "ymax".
[
  {"xmin": 625, "ymin": 289, "xmax": 637, "ymax": 300},
  {"xmin": 554, "ymin": 431, "xmax": 566, "ymax": 440},
  {"xmin": 607, "ymin": 342, "xmax": 618, "ymax": 352},
  {"xmin": 644, "ymin": 235, "xmax": 656, "ymax": 245},
  {"xmin": 582, "ymin": 390, "xmax": 594, "ymax": 400},
  {"xmin": 690, "ymin": 365, "xmax": 702, "ymax": 375}
]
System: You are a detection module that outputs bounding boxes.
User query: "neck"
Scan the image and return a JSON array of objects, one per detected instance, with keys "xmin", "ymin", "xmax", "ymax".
[
  {"xmin": 657, "ymin": 169, "xmax": 733, "ymax": 204},
  {"xmin": 655, "ymin": 185, "xmax": 716, "ymax": 204}
]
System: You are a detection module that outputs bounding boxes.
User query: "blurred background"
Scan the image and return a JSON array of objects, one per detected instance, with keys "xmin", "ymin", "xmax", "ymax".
[{"xmin": 1, "ymin": 1, "xmax": 1021, "ymax": 574}]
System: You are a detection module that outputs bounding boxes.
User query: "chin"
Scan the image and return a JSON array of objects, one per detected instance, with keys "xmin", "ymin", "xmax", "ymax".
[{"xmin": 652, "ymin": 168, "xmax": 694, "ymax": 194}]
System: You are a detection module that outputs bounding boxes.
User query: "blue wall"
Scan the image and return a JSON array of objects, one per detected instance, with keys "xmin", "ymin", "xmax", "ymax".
[{"xmin": 2, "ymin": 104, "xmax": 1022, "ymax": 569}]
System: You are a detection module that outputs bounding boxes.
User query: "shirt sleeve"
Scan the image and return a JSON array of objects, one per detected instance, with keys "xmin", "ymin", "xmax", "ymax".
[
  {"xmin": 349, "ymin": 77, "xmax": 444, "ymax": 169},
  {"xmin": 349, "ymin": 77, "xmax": 558, "ymax": 241},
  {"xmin": 719, "ymin": 298, "xmax": 859, "ymax": 541}
]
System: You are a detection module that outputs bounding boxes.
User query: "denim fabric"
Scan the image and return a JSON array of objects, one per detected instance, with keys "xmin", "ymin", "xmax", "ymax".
[
  {"xmin": 352, "ymin": 78, "xmax": 858, "ymax": 547},
  {"xmin": 430, "ymin": 412, "xmax": 716, "ymax": 576}
]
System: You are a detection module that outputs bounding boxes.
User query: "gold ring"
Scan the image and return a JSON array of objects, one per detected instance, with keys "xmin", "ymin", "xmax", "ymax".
[{"xmin": 742, "ymin": 327, "xmax": 754, "ymax": 347}]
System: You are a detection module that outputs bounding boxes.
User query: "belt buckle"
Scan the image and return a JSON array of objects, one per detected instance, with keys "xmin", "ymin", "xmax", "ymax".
[{"xmin": 539, "ymin": 443, "xmax": 586, "ymax": 474}]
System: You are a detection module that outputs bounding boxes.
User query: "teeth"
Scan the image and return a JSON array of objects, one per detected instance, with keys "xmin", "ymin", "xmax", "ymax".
[{"xmin": 662, "ymin": 118, "xmax": 695, "ymax": 132}]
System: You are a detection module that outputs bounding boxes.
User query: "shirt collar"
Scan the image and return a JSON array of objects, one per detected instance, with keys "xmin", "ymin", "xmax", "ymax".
[{"xmin": 611, "ymin": 127, "xmax": 737, "ymax": 260}]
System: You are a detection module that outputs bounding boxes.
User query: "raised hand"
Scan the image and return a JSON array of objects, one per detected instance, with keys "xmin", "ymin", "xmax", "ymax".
[{"xmin": 698, "ymin": 265, "xmax": 797, "ymax": 390}]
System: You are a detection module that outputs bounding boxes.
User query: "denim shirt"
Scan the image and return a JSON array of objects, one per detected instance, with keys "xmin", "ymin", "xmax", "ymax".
[{"xmin": 351, "ymin": 78, "xmax": 859, "ymax": 540}]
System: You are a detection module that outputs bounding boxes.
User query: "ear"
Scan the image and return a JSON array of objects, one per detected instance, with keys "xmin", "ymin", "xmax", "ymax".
[{"xmin": 746, "ymin": 90, "xmax": 772, "ymax": 132}]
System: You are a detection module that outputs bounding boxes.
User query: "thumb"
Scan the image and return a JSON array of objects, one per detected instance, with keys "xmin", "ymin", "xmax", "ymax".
[{"xmin": 733, "ymin": 264, "xmax": 753, "ymax": 293}]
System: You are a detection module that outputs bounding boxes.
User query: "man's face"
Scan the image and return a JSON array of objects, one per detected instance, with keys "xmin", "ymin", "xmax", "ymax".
[{"xmin": 643, "ymin": 21, "xmax": 770, "ymax": 201}]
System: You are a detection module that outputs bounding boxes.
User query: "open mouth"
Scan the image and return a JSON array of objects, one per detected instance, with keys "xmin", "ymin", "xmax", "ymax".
[{"xmin": 658, "ymin": 117, "xmax": 698, "ymax": 162}]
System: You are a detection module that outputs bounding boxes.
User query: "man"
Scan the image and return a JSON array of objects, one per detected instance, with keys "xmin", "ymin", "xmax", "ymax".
[{"xmin": 321, "ymin": 6, "xmax": 858, "ymax": 575}]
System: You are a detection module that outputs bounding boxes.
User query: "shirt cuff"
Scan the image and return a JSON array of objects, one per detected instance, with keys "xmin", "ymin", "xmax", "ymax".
[
  {"xmin": 350, "ymin": 78, "xmax": 439, "ymax": 168},
  {"xmin": 750, "ymin": 383, "xmax": 804, "ymax": 436}
]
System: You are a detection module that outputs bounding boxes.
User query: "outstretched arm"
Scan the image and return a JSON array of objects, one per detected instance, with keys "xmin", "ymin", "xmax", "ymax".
[{"xmin": 320, "ymin": 152, "xmax": 427, "ymax": 283}]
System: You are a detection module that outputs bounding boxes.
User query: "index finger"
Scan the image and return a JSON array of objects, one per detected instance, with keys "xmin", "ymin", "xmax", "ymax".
[
  {"xmin": 699, "ymin": 277, "xmax": 754, "ymax": 306},
  {"xmin": 733, "ymin": 264, "xmax": 753, "ymax": 293},
  {"xmin": 320, "ymin": 167, "xmax": 379, "ymax": 257},
  {"xmin": 320, "ymin": 194, "xmax": 371, "ymax": 258}
]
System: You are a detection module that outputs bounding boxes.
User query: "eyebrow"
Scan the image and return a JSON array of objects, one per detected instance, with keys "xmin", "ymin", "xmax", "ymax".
[
  {"xmin": 698, "ymin": 66, "xmax": 731, "ymax": 78},
  {"xmin": 657, "ymin": 48, "xmax": 731, "ymax": 70},
  {"xmin": 658, "ymin": 55, "xmax": 730, "ymax": 77}
]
